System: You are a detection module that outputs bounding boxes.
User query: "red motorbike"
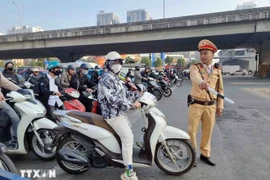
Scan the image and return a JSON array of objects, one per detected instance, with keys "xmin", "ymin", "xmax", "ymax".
[{"xmin": 61, "ymin": 88, "xmax": 86, "ymax": 112}]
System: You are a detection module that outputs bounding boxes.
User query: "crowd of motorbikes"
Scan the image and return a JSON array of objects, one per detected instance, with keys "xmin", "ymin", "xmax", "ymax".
[{"xmin": 0, "ymin": 66, "xmax": 196, "ymax": 179}]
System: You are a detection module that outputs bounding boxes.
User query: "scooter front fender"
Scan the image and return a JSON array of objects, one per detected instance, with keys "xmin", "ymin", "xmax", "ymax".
[
  {"xmin": 158, "ymin": 125, "xmax": 190, "ymax": 142},
  {"xmin": 33, "ymin": 118, "xmax": 58, "ymax": 130}
]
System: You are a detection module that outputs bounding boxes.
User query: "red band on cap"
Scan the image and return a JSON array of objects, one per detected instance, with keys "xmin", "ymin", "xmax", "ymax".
[{"xmin": 200, "ymin": 45, "xmax": 217, "ymax": 52}]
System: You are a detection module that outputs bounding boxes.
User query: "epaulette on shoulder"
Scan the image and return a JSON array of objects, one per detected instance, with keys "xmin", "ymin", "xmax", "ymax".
[{"xmin": 195, "ymin": 63, "xmax": 203, "ymax": 68}]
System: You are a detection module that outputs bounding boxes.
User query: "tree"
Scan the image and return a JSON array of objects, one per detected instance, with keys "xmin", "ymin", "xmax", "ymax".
[
  {"xmin": 190, "ymin": 60, "xmax": 200, "ymax": 64},
  {"xmin": 177, "ymin": 58, "xmax": 186, "ymax": 67},
  {"xmin": 154, "ymin": 57, "xmax": 163, "ymax": 67},
  {"xmin": 125, "ymin": 56, "xmax": 135, "ymax": 63},
  {"xmin": 141, "ymin": 57, "xmax": 151, "ymax": 66},
  {"xmin": 165, "ymin": 56, "xmax": 174, "ymax": 65},
  {"xmin": 0, "ymin": 60, "xmax": 5, "ymax": 68}
]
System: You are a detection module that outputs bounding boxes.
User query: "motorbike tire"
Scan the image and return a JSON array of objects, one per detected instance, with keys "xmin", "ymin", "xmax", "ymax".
[
  {"xmin": 162, "ymin": 87, "xmax": 172, "ymax": 97},
  {"xmin": 56, "ymin": 136, "xmax": 90, "ymax": 174},
  {"xmin": 153, "ymin": 89, "xmax": 163, "ymax": 101},
  {"xmin": 175, "ymin": 80, "xmax": 182, "ymax": 87},
  {"xmin": 154, "ymin": 139, "xmax": 195, "ymax": 176},
  {"xmin": 0, "ymin": 153, "xmax": 18, "ymax": 174},
  {"xmin": 31, "ymin": 129, "xmax": 56, "ymax": 161}
]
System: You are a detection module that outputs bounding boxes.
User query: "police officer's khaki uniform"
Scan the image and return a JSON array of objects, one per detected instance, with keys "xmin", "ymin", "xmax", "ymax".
[{"xmin": 188, "ymin": 39, "xmax": 224, "ymax": 157}]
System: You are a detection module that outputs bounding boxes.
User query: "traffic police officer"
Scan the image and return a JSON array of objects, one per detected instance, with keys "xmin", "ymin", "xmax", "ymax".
[{"xmin": 188, "ymin": 39, "xmax": 224, "ymax": 167}]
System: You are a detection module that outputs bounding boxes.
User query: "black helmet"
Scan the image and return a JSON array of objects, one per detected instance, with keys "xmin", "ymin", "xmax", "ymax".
[
  {"xmin": 80, "ymin": 63, "xmax": 89, "ymax": 69},
  {"xmin": 95, "ymin": 65, "xmax": 99, "ymax": 69},
  {"xmin": 67, "ymin": 65, "xmax": 75, "ymax": 71},
  {"xmin": 135, "ymin": 65, "xmax": 140, "ymax": 71}
]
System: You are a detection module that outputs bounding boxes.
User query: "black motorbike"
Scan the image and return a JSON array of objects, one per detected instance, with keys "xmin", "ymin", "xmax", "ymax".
[
  {"xmin": 156, "ymin": 77, "xmax": 172, "ymax": 97},
  {"xmin": 168, "ymin": 74, "xmax": 183, "ymax": 87},
  {"xmin": 144, "ymin": 78, "xmax": 163, "ymax": 101}
]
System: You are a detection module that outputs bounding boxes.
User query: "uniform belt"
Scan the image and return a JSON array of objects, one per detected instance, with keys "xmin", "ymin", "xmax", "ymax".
[{"xmin": 193, "ymin": 99, "xmax": 215, "ymax": 106}]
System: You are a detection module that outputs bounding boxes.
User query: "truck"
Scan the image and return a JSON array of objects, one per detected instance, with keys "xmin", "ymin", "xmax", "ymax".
[{"xmin": 222, "ymin": 65, "xmax": 240, "ymax": 75}]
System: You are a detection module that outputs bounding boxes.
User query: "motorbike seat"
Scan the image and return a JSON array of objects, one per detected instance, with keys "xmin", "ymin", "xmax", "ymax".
[{"xmin": 66, "ymin": 111, "xmax": 117, "ymax": 135}]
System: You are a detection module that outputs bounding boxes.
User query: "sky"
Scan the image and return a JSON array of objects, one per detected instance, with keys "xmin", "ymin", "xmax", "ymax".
[{"xmin": 0, "ymin": 0, "xmax": 270, "ymax": 33}]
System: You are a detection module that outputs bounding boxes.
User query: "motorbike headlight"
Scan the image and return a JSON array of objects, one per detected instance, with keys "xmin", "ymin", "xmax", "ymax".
[{"xmin": 37, "ymin": 111, "xmax": 46, "ymax": 118}]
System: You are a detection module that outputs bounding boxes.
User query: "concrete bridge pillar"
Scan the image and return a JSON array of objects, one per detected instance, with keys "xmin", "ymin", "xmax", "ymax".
[{"xmin": 255, "ymin": 40, "xmax": 270, "ymax": 77}]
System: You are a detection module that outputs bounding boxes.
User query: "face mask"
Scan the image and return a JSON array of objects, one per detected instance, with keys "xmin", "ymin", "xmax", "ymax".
[
  {"xmin": 7, "ymin": 67, "xmax": 14, "ymax": 71},
  {"xmin": 53, "ymin": 70, "xmax": 62, "ymax": 76},
  {"xmin": 82, "ymin": 69, "xmax": 88, "ymax": 75},
  {"xmin": 111, "ymin": 64, "xmax": 122, "ymax": 74}
]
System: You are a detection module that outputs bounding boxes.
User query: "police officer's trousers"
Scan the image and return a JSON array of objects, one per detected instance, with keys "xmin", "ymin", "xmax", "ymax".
[{"xmin": 188, "ymin": 103, "xmax": 216, "ymax": 157}]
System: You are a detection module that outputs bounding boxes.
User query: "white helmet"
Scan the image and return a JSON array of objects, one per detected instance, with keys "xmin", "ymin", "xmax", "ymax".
[
  {"xmin": 105, "ymin": 51, "xmax": 124, "ymax": 73},
  {"xmin": 31, "ymin": 68, "xmax": 39, "ymax": 72}
]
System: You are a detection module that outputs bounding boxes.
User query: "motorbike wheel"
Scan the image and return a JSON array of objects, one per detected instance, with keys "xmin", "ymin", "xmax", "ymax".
[
  {"xmin": 31, "ymin": 129, "xmax": 56, "ymax": 161},
  {"xmin": 155, "ymin": 139, "xmax": 195, "ymax": 176},
  {"xmin": 153, "ymin": 89, "xmax": 163, "ymax": 101},
  {"xmin": 56, "ymin": 136, "xmax": 90, "ymax": 174},
  {"xmin": 162, "ymin": 87, "xmax": 172, "ymax": 97},
  {"xmin": 0, "ymin": 153, "xmax": 18, "ymax": 174},
  {"xmin": 175, "ymin": 80, "xmax": 182, "ymax": 87}
]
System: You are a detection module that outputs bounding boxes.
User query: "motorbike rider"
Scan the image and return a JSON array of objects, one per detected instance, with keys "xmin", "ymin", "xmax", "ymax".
[
  {"xmin": 149, "ymin": 68, "xmax": 159, "ymax": 80},
  {"xmin": 141, "ymin": 67, "xmax": 150, "ymax": 79},
  {"xmin": 134, "ymin": 65, "xmax": 148, "ymax": 92},
  {"xmin": 98, "ymin": 51, "xmax": 141, "ymax": 180},
  {"xmin": 69, "ymin": 63, "xmax": 96, "ymax": 112},
  {"xmin": 126, "ymin": 68, "xmax": 134, "ymax": 79},
  {"xmin": 38, "ymin": 61, "xmax": 64, "ymax": 121},
  {"xmin": 61, "ymin": 65, "xmax": 75, "ymax": 88},
  {"xmin": 2, "ymin": 61, "xmax": 20, "ymax": 96},
  {"xmin": 27, "ymin": 68, "xmax": 40, "ymax": 84},
  {"xmin": 0, "ymin": 71, "xmax": 21, "ymax": 149},
  {"xmin": 91, "ymin": 65, "xmax": 100, "ymax": 84}
]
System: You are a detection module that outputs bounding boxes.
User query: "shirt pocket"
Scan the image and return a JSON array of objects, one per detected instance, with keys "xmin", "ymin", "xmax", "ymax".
[{"xmin": 208, "ymin": 74, "xmax": 219, "ymax": 87}]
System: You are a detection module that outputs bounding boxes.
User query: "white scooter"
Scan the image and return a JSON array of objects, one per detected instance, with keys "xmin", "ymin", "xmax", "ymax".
[
  {"xmin": 53, "ymin": 92, "xmax": 195, "ymax": 175},
  {"xmin": 0, "ymin": 84, "xmax": 58, "ymax": 161}
]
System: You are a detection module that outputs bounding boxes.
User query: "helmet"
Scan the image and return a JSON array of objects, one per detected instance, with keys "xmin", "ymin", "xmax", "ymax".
[
  {"xmin": 4, "ymin": 60, "xmax": 14, "ymax": 68},
  {"xmin": 31, "ymin": 68, "xmax": 39, "ymax": 72},
  {"xmin": 104, "ymin": 51, "xmax": 123, "ymax": 71},
  {"xmin": 135, "ymin": 65, "xmax": 140, "ymax": 71},
  {"xmin": 80, "ymin": 63, "xmax": 89, "ymax": 69},
  {"xmin": 94, "ymin": 65, "xmax": 99, "ymax": 69},
  {"xmin": 47, "ymin": 61, "xmax": 62, "ymax": 71},
  {"xmin": 67, "ymin": 65, "xmax": 75, "ymax": 71}
]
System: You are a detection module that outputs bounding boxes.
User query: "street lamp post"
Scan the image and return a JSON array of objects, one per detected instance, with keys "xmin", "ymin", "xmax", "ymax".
[
  {"xmin": 163, "ymin": 0, "xmax": 165, "ymax": 19},
  {"xmin": 13, "ymin": 2, "xmax": 24, "ymax": 33}
]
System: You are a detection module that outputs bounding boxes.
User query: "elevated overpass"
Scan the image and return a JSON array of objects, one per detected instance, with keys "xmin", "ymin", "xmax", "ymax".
[{"xmin": 0, "ymin": 7, "xmax": 270, "ymax": 76}]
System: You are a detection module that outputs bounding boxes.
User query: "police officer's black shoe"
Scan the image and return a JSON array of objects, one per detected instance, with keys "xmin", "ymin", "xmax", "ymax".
[{"xmin": 200, "ymin": 154, "xmax": 216, "ymax": 166}]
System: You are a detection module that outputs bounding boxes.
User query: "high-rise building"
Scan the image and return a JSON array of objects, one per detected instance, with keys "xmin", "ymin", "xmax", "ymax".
[
  {"xmin": 127, "ymin": 9, "xmax": 150, "ymax": 23},
  {"xmin": 236, "ymin": 2, "xmax": 257, "ymax": 10},
  {"xmin": 97, "ymin": 11, "xmax": 120, "ymax": 25},
  {"xmin": 7, "ymin": 25, "xmax": 44, "ymax": 34}
]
